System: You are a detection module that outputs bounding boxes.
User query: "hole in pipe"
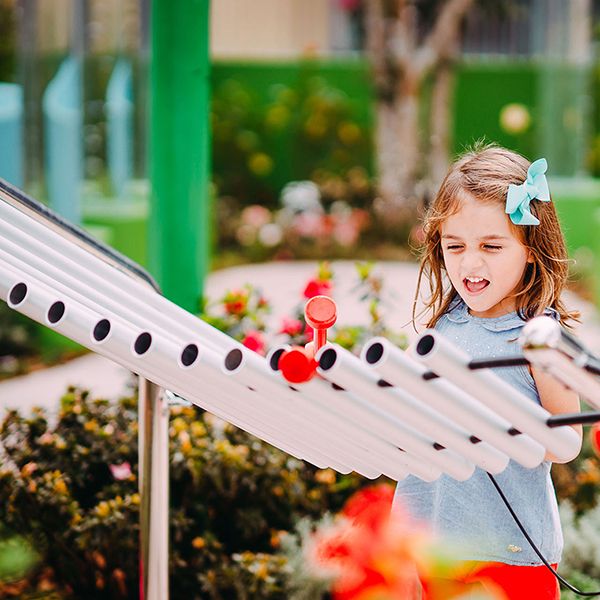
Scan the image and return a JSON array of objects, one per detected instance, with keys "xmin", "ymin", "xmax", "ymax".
[
  {"xmin": 416, "ymin": 334, "xmax": 435, "ymax": 356},
  {"xmin": 9, "ymin": 283, "xmax": 27, "ymax": 306},
  {"xmin": 365, "ymin": 342, "xmax": 384, "ymax": 364},
  {"xmin": 269, "ymin": 348, "xmax": 285, "ymax": 371},
  {"xmin": 225, "ymin": 349, "xmax": 243, "ymax": 371},
  {"xmin": 134, "ymin": 332, "xmax": 152, "ymax": 355},
  {"xmin": 181, "ymin": 344, "xmax": 199, "ymax": 367},
  {"xmin": 47, "ymin": 301, "xmax": 65, "ymax": 324},
  {"xmin": 93, "ymin": 319, "xmax": 111, "ymax": 341},
  {"xmin": 319, "ymin": 348, "xmax": 337, "ymax": 370}
]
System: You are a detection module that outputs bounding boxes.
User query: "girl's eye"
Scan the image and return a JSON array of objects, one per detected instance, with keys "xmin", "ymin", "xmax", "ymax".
[
  {"xmin": 446, "ymin": 245, "xmax": 463, "ymax": 250},
  {"xmin": 483, "ymin": 245, "xmax": 502, "ymax": 250}
]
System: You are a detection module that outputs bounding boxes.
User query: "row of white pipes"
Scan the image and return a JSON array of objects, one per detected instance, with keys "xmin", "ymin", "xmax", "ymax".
[{"xmin": 0, "ymin": 194, "xmax": 595, "ymax": 482}]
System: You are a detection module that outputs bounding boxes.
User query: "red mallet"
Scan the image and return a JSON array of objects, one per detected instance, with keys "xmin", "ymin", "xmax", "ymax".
[
  {"xmin": 591, "ymin": 423, "xmax": 600, "ymax": 457},
  {"xmin": 279, "ymin": 296, "xmax": 337, "ymax": 384},
  {"xmin": 304, "ymin": 295, "xmax": 337, "ymax": 352}
]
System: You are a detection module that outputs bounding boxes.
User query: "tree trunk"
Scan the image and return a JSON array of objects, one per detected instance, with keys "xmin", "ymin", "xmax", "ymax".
[
  {"xmin": 374, "ymin": 73, "xmax": 421, "ymax": 211},
  {"xmin": 428, "ymin": 60, "xmax": 455, "ymax": 193}
]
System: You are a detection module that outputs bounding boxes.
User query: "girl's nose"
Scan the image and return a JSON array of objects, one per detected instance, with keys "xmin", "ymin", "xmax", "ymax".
[{"xmin": 461, "ymin": 250, "xmax": 484, "ymax": 271}]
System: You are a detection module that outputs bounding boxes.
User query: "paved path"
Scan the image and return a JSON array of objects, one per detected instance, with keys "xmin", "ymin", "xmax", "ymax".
[{"xmin": 1, "ymin": 260, "xmax": 599, "ymax": 415}]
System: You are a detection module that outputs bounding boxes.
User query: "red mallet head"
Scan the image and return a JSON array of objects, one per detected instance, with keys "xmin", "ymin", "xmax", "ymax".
[
  {"xmin": 304, "ymin": 295, "xmax": 337, "ymax": 352},
  {"xmin": 591, "ymin": 423, "xmax": 600, "ymax": 458},
  {"xmin": 279, "ymin": 347, "xmax": 317, "ymax": 384}
]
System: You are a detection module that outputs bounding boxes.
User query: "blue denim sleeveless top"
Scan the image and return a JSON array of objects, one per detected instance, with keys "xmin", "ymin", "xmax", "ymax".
[{"xmin": 393, "ymin": 298, "xmax": 563, "ymax": 566}]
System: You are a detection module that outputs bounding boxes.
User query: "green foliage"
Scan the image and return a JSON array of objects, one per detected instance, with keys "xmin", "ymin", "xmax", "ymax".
[
  {"xmin": 0, "ymin": 388, "xmax": 368, "ymax": 598},
  {"xmin": 211, "ymin": 70, "xmax": 372, "ymax": 208},
  {"xmin": 560, "ymin": 500, "xmax": 600, "ymax": 581},
  {"xmin": 0, "ymin": 0, "xmax": 16, "ymax": 81},
  {"xmin": 0, "ymin": 300, "xmax": 40, "ymax": 358},
  {"xmin": 0, "ymin": 528, "xmax": 38, "ymax": 583}
]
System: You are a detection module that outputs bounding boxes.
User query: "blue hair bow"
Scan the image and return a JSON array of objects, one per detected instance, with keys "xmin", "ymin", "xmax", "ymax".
[{"xmin": 505, "ymin": 158, "xmax": 550, "ymax": 226}]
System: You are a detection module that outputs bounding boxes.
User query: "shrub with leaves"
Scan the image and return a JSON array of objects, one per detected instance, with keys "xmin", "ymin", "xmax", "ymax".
[{"xmin": 0, "ymin": 388, "xmax": 371, "ymax": 599}]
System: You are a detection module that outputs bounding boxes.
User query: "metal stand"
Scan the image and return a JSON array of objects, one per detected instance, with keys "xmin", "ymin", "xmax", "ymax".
[{"xmin": 139, "ymin": 378, "xmax": 169, "ymax": 600}]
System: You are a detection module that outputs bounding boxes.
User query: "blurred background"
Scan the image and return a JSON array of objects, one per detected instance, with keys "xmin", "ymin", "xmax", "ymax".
[{"xmin": 0, "ymin": 0, "xmax": 598, "ymax": 287}]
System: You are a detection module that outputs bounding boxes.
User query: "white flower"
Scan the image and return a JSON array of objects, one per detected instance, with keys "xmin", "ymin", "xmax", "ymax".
[
  {"xmin": 280, "ymin": 181, "xmax": 322, "ymax": 214},
  {"xmin": 258, "ymin": 223, "xmax": 283, "ymax": 247}
]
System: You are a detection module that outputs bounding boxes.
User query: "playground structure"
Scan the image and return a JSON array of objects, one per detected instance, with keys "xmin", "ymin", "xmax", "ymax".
[{"xmin": 1, "ymin": 177, "xmax": 600, "ymax": 599}]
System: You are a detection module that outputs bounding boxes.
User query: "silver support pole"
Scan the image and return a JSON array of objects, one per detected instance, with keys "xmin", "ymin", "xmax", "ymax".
[{"xmin": 139, "ymin": 377, "xmax": 169, "ymax": 600}]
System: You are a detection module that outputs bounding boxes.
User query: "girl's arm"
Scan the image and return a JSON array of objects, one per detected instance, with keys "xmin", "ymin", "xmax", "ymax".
[{"xmin": 531, "ymin": 366, "xmax": 583, "ymax": 463}]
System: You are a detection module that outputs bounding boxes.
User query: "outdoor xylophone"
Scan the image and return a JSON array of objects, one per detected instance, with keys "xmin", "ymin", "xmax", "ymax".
[{"xmin": 1, "ymin": 178, "xmax": 600, "ymax": 599}]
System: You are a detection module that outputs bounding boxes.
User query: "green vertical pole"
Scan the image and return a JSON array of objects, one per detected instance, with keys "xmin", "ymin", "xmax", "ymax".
[{"xmin": 149, "ymin": 0, "xmax": 210, "ymax": 311}]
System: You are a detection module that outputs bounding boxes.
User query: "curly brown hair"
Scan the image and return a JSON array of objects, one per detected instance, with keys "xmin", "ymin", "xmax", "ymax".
[{"xmin": 413, "ymin": 144, "xmax": 579, "ymax": 329}]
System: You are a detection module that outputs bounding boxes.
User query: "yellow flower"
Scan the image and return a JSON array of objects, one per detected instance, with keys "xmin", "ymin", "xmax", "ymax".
[
  {"xmin": 315, "ymin": 468, "xmax": 336, "ymax": 485},
  {"xmin": 84, "ymin": 419, "xmax": 99, "ymax": 433},
  {"xmin": 53, "ymin": 479, "xmax": 68, "ymax": 495},
  {"xmin": 337, "ymin": 121, "xmax": 361, "ymax": 145},
  {"xmin": 192, "ymin": 537, "xmax": 206, "ymax": 549},
  {"xmin": 96, "ymin": 501, "xmax": 111, "ymax": 518},
  {"xmin": 255, "ymin": 563, "xmax": 268, "ymax": 580},
  {"xmin": 248, "ymin": 153, "xmax": 273, "ymax": 177},
  {"xmin": 179, "ymin": 431, "xmax": 192, "ymax": 455},
  {"xmin": 191, "ymin": 421, "xmax": 207, "ymax": 438},
  {"xmin": 172, "ymin": 417, "xmax": 187, "ymax": 434},
  {"xmin": 131, "ymin": 493, "xmax": 141, "ymax": 506}
]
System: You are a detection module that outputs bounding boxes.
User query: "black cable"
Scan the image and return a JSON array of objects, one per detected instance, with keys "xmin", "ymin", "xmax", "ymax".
[{"xmin": 487, "ymin": 472, "xmax": 600, "ymax": 596}]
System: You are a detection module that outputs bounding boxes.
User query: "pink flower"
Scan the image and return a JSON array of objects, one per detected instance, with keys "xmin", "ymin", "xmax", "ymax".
[
  {"xmin": 242, "ymin": 330, "xmax": 265, "ymax": 355},
  {"xmin": 110, "ymin": 462, "xmax": 132, "ymax": 481},
  {"xmin": 279, "ymin": 317, "xmax": 304, "ymax": 337},
  {"xmin": 241, "ymin": 205, "xmax": 271, "ymax": 228},
  {"xmin": 291, "ymin": 212, "xmax": 326, "ymax": 238}
]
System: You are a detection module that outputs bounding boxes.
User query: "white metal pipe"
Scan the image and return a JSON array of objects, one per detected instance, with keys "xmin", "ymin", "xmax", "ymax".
[
  {"xmin": 297, "ymin": 377, "xmax": 443, "ymax": 481},
  {"xmin": 177, "ymin": 346, "xmax": 381, "ymax": 479},
  {"xmin": 266, "ymin": 345, "xmax": 440, "ymax": 481},
  {"xmin": 223, "ymin": 349, "xmax": 409, "ymax": 482},
  {"xmin": 0, "ymin": 201, "xmax": 238, "ymax": 352},
  {"xmin": 414, "ymin": 330, "xmax": 581, "ymax": 463},
  {"xmin": 1, "ymin": 265, "xmax": 358, "ymax": 473},
  {"xmin": 361, "ymin": 337, "xmax": 533, "ymax": 472},
  {"xmin": 520, "ymin": 316, "xmax": 600, "ymax": 409},
  {"xmin": 315, "ymin": 344, "xmax": 475, "ymax": 481}
]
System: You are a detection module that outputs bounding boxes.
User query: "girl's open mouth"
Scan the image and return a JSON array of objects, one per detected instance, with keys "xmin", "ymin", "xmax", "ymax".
[{"xmin": 463, "ymin": 277, "xmax": 490, "ymax": 294}]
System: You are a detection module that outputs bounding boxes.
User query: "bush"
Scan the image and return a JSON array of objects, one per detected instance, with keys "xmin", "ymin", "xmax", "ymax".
[{"xmin": 0, "ymin": 388, "xmax": 372, "ymax": 599}]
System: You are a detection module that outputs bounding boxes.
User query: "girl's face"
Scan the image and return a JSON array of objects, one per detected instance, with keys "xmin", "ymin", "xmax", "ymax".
[{"xmin": 440, "ymin": 194, "xmax": 532, "ymax": 318}]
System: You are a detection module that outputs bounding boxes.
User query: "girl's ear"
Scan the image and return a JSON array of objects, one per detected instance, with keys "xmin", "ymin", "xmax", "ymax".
[{"xmin": 526, "ymin": 249, "xmax": 535, "ymax": 264}]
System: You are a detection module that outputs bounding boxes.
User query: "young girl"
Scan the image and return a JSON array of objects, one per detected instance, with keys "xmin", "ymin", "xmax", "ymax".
[{"xmin": 396, "ymin": 145, "xmax": 583, "ymax": 599}]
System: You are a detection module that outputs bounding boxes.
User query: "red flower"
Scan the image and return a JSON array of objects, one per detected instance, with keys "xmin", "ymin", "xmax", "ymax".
[
  {"xmin": 308, "ymin": 485, "xmax": 431, "ymax": 600},
  {"xmin": 223, "ymin": 289, "xmax": 249, "ymax": 316},
  {"xmin": 303, "ymin": 278, "xmax": 332, "ymax": 299},
  {"xmin": 342, "ymin": 484, "xmax": 394, "ymax": 532},
  {"xmin": 279, "ymin": 317, "xmax": 303, "ymax": 337},
  {"xmin": 242, "ymin": 330, "xmax": 265, "ymax": 355},
  {"xmin": 591, "ymin": 423, "xmax": 600, "ymax": 457}
]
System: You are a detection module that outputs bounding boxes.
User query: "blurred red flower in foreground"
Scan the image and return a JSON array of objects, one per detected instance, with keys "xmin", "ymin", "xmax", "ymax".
[
  {"xmin": 306, "ymin": 484, "xmax": 427, "ymax": 600},
  {"xmin": 591, "ymin": 423, "xmax": 600, "ymax": 457},
  {"xmin": 306, "ymin": 485, "xmax": 503, "ymax": 600}
]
